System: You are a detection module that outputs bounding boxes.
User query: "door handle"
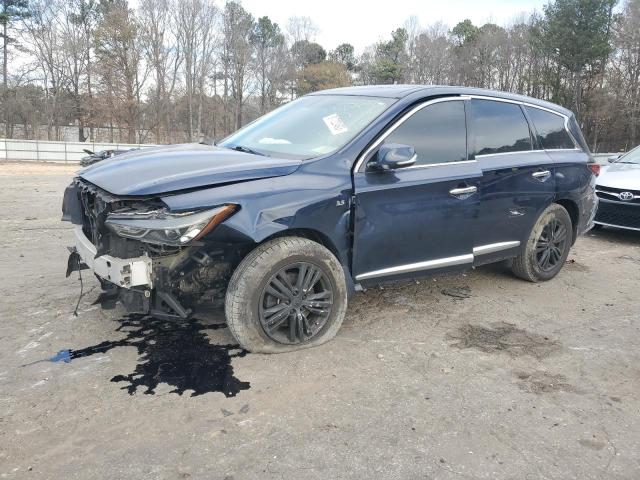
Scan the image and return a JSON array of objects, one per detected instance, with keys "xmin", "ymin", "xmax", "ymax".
[
  {"xmin": 532, "ymin": 170, "xmax": 551, "ymax": 180},
  {"xmin": 449, "ymin": 186, "xmax": 477, "ymax": 197}
]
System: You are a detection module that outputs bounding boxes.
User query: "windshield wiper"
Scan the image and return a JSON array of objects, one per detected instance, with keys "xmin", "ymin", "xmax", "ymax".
[{"xmin": 227, "ymin": 144, "xmax": 267, "ymax": 157}]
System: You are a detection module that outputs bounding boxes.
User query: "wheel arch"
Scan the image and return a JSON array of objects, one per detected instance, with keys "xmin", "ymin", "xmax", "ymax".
[
  {"xmin": 554, "ymin": 198, "xmax": 579, "ymax": 244},
  {"xmin": 253, "ymin": 228, "xmax": 356, "ymax": 296}
]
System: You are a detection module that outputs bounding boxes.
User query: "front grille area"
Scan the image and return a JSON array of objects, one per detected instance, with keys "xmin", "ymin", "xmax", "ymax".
[
  {"xmin": 595, "ymin": 200, "xmax": 640, "ymax": 229},
  {"xmin": 76, "ymin": 180, "xmax": 113, "ymax": 250},
  {"xmin": 596, "ymin": 185, "xmax": 640, "ymax": 204}
]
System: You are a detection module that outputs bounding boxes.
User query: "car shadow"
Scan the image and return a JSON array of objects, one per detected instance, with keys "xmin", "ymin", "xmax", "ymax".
[
  {"xmin": 588, "ymin": 226, "xmax": 640, "ymax": 245},
  {"xmin": 37, "ymin": 315, "xmax": 251, "ymax": 397}
]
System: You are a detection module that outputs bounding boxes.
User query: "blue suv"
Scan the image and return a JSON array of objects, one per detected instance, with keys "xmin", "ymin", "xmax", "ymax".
[{"xmin": 62, "ymin": 85, "xmax": 598, "ymax": 352}]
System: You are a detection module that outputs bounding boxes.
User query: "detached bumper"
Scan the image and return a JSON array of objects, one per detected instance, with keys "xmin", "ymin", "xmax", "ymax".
[{"xmin": 71, "ymin": 226, "xmax": 153, "ymax": 288}]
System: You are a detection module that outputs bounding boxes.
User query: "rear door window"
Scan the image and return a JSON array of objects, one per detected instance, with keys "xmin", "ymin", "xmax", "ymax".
[
  {"xmin": 470, "ymin": 99, "xmax": 532, "ymax": 156},
  {"xmin": 383, "ymin": 100, "xmax": 467, "ymax": 166},
  {"xmin": 525, "ymin": 106, "xmax": 576, "ymax": 150}
]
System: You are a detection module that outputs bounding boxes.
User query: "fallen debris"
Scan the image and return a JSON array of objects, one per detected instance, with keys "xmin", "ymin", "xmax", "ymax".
[{"xmin": 441, "ymin": 286, "xmax": 471, "ymax": 299}]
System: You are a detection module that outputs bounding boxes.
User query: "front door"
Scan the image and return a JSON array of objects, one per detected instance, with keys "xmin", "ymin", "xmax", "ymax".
[{"xmin": 352, "ymin": 98, "xmax": 483, "ymax": 284}]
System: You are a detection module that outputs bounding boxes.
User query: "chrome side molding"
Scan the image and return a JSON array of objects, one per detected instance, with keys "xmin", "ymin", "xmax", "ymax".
[
  {"xmin": 355, "ymin": 241, "xmax": 521, "ymax": 281},
  {"xmin": 355, "ymin": 254, "xmax": 473, "ymax": 281},
  {"xmin": 473, "ymin": 241, "xmax": 521, "ymax": 255}
]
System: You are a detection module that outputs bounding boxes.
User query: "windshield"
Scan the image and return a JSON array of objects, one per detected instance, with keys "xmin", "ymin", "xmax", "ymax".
[
  {"xmin": 616, "ymin": 146, "xmax": 640, "ymax": 164},
  {"xmin": 219, "ymin": 95, "xmax": 395, "ymax": 160}
]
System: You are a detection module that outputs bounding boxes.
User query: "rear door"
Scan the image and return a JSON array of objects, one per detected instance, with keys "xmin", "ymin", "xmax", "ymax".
[
  {"xmin": 525, "ymin": 106, "xmax": 593, "ymax": 235},
  {"xmin": 470, "ymin": 98, "xmax": 556, "ymax": 265},
  {"xmin": 352, "ymin": 98, "xmax": 483, "ymax": 284}
]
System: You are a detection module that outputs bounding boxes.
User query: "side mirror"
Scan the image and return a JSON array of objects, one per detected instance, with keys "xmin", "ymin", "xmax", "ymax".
[
  {"xmin": 608, "ymin": 155, "xmax": 620, "ymax": 163},
  {"xmin": 374, "ymin": 143, "xmax": 417, "ymax": 170}
]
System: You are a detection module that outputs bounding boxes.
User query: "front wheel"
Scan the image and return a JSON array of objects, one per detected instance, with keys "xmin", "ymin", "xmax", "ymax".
[
  {"xmin": 512, "ymin": 204, "xmax": 573, "ymax": 282},
  {"xmin": 225, "ymin": 237, "xmax": 348, "ymax": 353}
]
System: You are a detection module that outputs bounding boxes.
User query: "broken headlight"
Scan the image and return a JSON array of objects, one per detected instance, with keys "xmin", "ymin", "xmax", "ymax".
[{"xmin": 105, "ymin": 204, "xmax": 236, "ymax": 246}]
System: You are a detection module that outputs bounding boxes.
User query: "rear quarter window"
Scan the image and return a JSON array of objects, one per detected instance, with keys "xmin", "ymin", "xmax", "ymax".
[
  {"xmin": 470, "ymin": 99, "xmax": 532, "ymax": 156},
  {"xmin": 525, "ymin": 106, "xmax": 576, "ymax": 150}
]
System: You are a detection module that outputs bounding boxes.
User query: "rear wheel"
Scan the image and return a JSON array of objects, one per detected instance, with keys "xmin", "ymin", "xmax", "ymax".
[
  {"xmin": 512, "ymin": 204, "xmax": 573, "ymax": 282},
  {"xmin": 225, "ymin": 237, "xmax": 348, "ymax": 353}
]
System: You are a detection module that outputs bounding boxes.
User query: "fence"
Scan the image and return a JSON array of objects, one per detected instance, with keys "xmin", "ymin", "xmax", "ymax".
[
  {"xmin": 0, "ymin": 138, "xmax": 160, "ymax": 164},
  {"xmin": 0, "ymin": 138, "xmax": 623, "ymax": 165}
]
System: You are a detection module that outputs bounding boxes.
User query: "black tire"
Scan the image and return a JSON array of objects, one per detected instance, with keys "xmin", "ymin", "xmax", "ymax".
[
  {"xmin": 512, "ymin": 204, "xmax": 573, "ymax": 282},
  {"xmin": 225, "ymin": 236, "xmax": 348, "ymax": 353}
]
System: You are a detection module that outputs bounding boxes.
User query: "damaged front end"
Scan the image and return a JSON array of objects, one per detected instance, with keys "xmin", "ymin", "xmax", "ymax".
[{"xmin": 62, "ymin": 178, "xmax": 243, "ymax": 320}]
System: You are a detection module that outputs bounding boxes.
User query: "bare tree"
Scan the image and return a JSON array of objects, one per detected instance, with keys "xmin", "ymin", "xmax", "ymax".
[
  {"xmin": 175, "ymin": 0, "xmax": 218, "ymax": 141},
  {"xmin": 140, "ymin": 0, "xmax": 181, "ymax": 143},
  {"xmin": 223, "ymin": 1, "xmax": 254, "ymax": 130},
  {"xmin": 94, "ymin": 1, "xmax": 148, "ymax": 143},
  {"xmin": 251, "ymin": 16, "xmax": 286, "ymax": 114}
]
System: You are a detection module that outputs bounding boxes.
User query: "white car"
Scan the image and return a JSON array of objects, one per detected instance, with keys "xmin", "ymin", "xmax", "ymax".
[{"xmin": 594, "ymin": 146, "xmax": 640, "ymax": 231}]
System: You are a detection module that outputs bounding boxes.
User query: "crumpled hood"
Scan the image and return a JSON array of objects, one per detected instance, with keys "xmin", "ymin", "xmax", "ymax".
[
  {"xmin": 598, "ymin": 162, "xmax": 640, "ymax": 191},
  {"xmin": 78, "ymin": 143, "xmax": 302, "ymax": 196}
]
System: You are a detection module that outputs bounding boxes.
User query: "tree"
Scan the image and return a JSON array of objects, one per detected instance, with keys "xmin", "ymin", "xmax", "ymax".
[
  {"xmin": 329, "ymin": 43, "xmax": 355, "ymax": 71},
  {"xmin": 140, "ymin": 0, "xmax": 181, "ymax": 142},
  {"xmin": 222, "ymin": 1, "xmax": 254, "ymax": 130},
  {"xmin": 251, "ymin": 16, "xmax": 285, "ymax": 114},
  {"xmin": 296, "ymin": 61, "xmax": 350, "ymax": 95},
  {"xmin": 612, "ymin": 0, "xmax": 640, "ymax": 146},
  {"xmin": 94, "ymin": 0, "xmax": 148, "ymax": 143},
  {"xmin": 543, "ymin": 0, "xmax": 617, "ymax": 113},
  {"xmin": 175, "ymin": 0, "xmax": 217, "ymax": 141},
  {"xmin": 450, "ymin": 19, "xmax": 479, "ymax": 46},
  {"xmin": 1, "ymin": 0, "xmax": 29, "ymax": 136},
  {"xmin": 371, "ymin": 28, "xmax": 408, "ymax": 84},
  {"xmin": 23, "ymin": 0, "xmax": 69, "ymax": 140},
  {"xmin": 62, "ymin": 0, "xmax": 98, "ymax": 141},
  {"xmin": 291, "ymin": 40, "xmax": 326, "ymax": 67}
]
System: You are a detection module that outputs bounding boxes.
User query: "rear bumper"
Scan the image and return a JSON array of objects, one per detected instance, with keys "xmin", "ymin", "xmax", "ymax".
[
  {"xmin": 576, "ymin": 188, "xmax": 599, "ymax": 237},
  {"xmin": 72, "ymin": 225, "xmax": 153, "ymax": 288}
]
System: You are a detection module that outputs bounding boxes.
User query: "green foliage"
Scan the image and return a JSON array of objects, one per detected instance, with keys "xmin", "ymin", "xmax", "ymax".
[
  {"xmin": 450, "ymin": 19, "xmax": 478, "ymax": 46},
  {"xmin": 371, "ymin": 28, "xmax": 408, "ymax": 84},
  {"xmin": 252, "ymin": 16, "xmax": 284, "ymax": 50},
  {"xmin": 291, "ymin": 40, "xmax": 326, "ymax": 67},
  {"xmin": 542, "ymin": 0, "xmax": 616, "ymax": 74},
  {"xmin": 329, "ymin": 43, "xmax": 355, "ymax": 71},
  {"xmin": 0, "ymin": 0, "xmax": 29, "ymax": 26}
]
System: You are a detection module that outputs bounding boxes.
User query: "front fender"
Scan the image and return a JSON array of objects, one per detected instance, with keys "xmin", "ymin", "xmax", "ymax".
[{"xmin": 161, "ymin": 171, "xmax": 353, "ymax": 266}]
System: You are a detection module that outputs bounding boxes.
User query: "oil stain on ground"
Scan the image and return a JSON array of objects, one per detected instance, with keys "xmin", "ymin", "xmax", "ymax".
[
  {"xmin": 42, "ymin": 316, "xmax": 250, "ymax": 397},
  {"xmin": 514, "ymin": 371, "xmax": 577, "ymax": 394},
  {"xmin": 448, "ymin": 322, "xmax": 561, "ymax": 359}
]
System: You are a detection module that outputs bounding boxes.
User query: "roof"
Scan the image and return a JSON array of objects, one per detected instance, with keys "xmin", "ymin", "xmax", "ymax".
[{"xmin": 310, "ymin": 85, "xmax": 573, "ymax": 116}]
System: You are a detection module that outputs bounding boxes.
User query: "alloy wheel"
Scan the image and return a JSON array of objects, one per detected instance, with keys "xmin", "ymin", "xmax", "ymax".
[
  {"xmin": 258, "ymin": 262, "xmax": 334, "ymax": 344},
  {"xmin": 535, "ymin": 218, "xmax": 568, "ymax": 272}
]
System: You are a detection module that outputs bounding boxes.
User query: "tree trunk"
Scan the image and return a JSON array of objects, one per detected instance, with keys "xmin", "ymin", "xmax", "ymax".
[{"xmin": 3, "ymin": 20, "xmax": 8, "ymax": 138}]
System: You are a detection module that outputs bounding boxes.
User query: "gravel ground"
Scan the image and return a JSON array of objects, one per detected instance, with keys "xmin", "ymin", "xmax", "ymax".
[{"xmin": 1, "ymin": 162, "xmax": 639, "ymax": 480}]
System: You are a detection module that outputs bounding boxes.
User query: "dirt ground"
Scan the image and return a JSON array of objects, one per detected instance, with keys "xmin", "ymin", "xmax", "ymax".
[{"xmin": 1, "ymin": 161, "xmax": 639, "ymax": 480}]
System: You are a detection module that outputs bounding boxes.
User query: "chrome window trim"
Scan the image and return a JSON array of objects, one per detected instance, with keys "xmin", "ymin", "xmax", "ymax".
[
  {"xmin": 401, "ymin": 159, "xmax": 477, "ymax": 170},
  {"xmin": 354, "ymin": 94, "xmax": 581, "ymax": 173},
  {"xmin": 475, "ymin": 149, "xmax": 546, "ymax": 159},
  {"xmin": 354, "ymin": 96, "xmax": 471, "ymax": 172},
  {"xmin": 467, "ymin": 95, "xmax": 579, "ymax": 152}
]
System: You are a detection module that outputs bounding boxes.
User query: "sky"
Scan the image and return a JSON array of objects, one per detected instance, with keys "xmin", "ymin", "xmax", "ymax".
[{"xmin": 239, "ymin": 0, "xmax": 548, "ymax": 52}]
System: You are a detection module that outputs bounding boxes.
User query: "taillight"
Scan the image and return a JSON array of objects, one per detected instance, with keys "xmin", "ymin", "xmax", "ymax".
[{"xmin": 588, "ymin": 163, "xmax": 600, "ymax": 176}]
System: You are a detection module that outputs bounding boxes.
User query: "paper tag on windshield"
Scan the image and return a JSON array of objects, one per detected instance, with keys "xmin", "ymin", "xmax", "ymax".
[{"xmin": 322, "ymin": 113, "xmax": 348, "ymax": 135}]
